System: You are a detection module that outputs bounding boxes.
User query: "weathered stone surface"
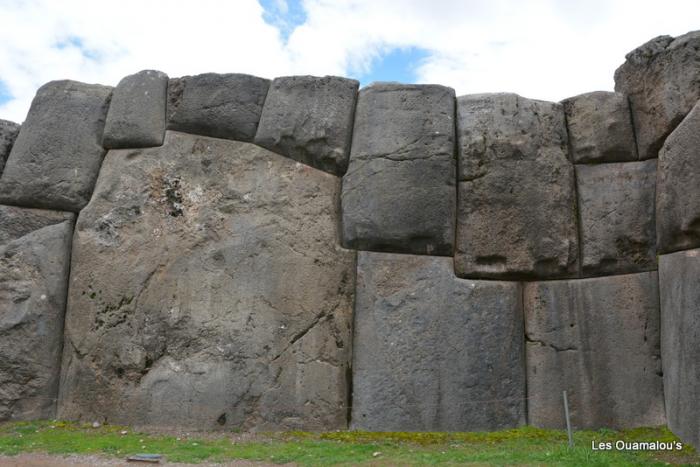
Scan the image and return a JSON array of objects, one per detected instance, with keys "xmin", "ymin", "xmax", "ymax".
[
  {"xmin": 0, "ymin": 205, "xmax": 75, "ymax": 421},
  {"xmin": 615, "ymin": 31, "xmax": 700, "ymax": 160},
  {"xmin": 103, "ymin": 70, "xmax": 168, "ymax": 148},
  {"xmin": 0, "ymin": 80, "xmax": 112, "ymax": 212},
  {"xmin": 657, "ymin": 100, "xmax": 700, "ymax": 254},
  {"xmin": 351, "ymin": 252, "xmax": 525, "ymax": 431},
  {"xmin": 167, "ymin": 73, "xmax": 269, "ymax": 142},
  {"xmin": 341, "ymin": 83, "xmax": 456, "ymax": 256},
  {"xmin": 254, "ymin": 75, "xmax": 358, "ymax": 176},
  {"xmin": 576, "ymin": 160, "xmax": 657, "ymax": 276},
  {"xmin": 0, "ymin": 120, "xmax": 20, "ymax": 175},
  {"xmin": 455, "ymin": 93, "xmax": 578, "ymax": 279},
  {"xmin": 58, "ymin": 131, "xmax": 355, "ymax": 430},
  {"xmin": 659, "ymin": 248, "xmax": 700, "ymax": 450},
  {"xmin": 525, "ymin": 272, "xmax": 665, "ymax": 429},
  {"xmin": 562, "ymin": 91, "xmax": 637, "ymax": 163}
]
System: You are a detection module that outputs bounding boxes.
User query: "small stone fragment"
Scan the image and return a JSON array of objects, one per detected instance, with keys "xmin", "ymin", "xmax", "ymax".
[
  {"xmin": 254, "ymin": 75, "xmax": 359, "ymax": 176},
  {"xmin": 167, "ymin": 73, "xmax": 269, "ymax": 142},
  {"xmin": 562, "ymin": 91, "xmax": 637, "ymax": 163},
  {"xmin": 341, "ymin": 83, "xmax": 456, "ymax": 256},
  {"xmin": 103, "ymin": 70, "xmax": 168, "ymax": 148},
  {"xmin": 0, "ymin": 119, "xmax": 20, "ymax": 175},
  {"xmin": 576, "ymin": 160, "xmax": 657, "ymax": 276},
  {"xmin": 0, "ymin": 80, "xmax": 112, "ymax": 212}
]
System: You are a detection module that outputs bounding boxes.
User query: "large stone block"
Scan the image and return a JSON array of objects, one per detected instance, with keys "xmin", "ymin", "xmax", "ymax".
[
  {"xmin": 254, "ymin": 75, "xmax": 359, "ymax": 176},
  {"xmin": 58, "ymin": 131, "xmax": 355, "ymax": 430},
  {"xmin": 0, "ymin": 119, "xmax": 20, "ymax": 175},
  {"xmin": 615, "ymin": 31, "xmax": 700, "ymax": 160},
  {"xmin": 0, "ymin": 205, "xmax": 75, "ymax": 421},
  {"xmin": 657, "ymin": 100, "xmax": 700, "ymax": 254},
  {"xmin": 576, "ymin": 160, "xmax": 657, "ymax": 276},
  {"xmin": 341, "ymin": 83, "xmax": 456, "ymax": 256},
  {"xmin": 659, "ymin": 248, "xmax": 700, "ymax": 450},
  {"xmin": 455, "ymin": 93, "xmax": 578, "ymax": 280},
  {"xmin": 103, "ymin": 70, "xmax": 168, "ymax": 148},
  {"xmin": 525, "ymin": 272, "xmax": 665, "ymax": 429},
  {"xmin": 0, "ymin": 80, "xmax": 112, "ymax": 212},
  {"xmin": 351, "ymin": 252, "xmax": 525, "ymax": 431},
  {"xmin": 562, "ymin": 91, "xmax": 637, "ymax": 163},
  {"xmin": 167, "ymin": 73, "xmax": 269, "ymax": 142}
]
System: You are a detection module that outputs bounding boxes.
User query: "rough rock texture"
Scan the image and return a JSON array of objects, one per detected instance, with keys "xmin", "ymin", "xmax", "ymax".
[
  {"xmin": 525, "ymin": 272, "xmax": 665, "ymax": 429},
  {"xmin": 58, "ymin": 131, "xmax": 355, "ymax": 430},
  {"xmin": 0, "ymin": 80, "xmax": 112, "ymax": 212},
  {"xmin": 615, "ymin": 31, "xmax": 700, "ymax": 160},
  {"xmin": 562, "ymin": 91, "xmax": 637, "ymax": 163},
  {"xmin": 659, "ymin": 249, "xmax": 700, "ymax": 450},
  {"xmin": 103, "ymin": 70, "xmax": 168, "ymax": 148},
  {"xmin": 576, "ymin": 160, "xmax": 657, "ymax": 276},
  {"xmin": 455, "ymin": 93, "xmax": 578, "ymax": 279},
  {"xmin": 351, "ymin": 252, "xmax": 525, "ymax": 431},
  {"xmin": 657, "ymin": 100, "xmax": 700, "ymax": 254},
  {"xmin": 254, "ymin": 75, "xmax": 359, "ymax": 176},
  {"xmin": 167, "ymin": 73, "xmax": 269, "ymax": 142},
  {"xmin": 0, "ymin": 205, "xmax": 75, "ymax": 421},
  {"xmin": 341, "ymin": 83, "xmax": 456, "ymax": 256},
  {"xmin": 0, "ymin": 120, "xmax": 20, "ymax": 175}
]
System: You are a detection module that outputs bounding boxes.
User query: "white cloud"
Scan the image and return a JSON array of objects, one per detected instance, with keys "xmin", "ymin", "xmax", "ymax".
[{"xmin": 1, "ymin": 0, "xmax": 699, "ymax": 122}]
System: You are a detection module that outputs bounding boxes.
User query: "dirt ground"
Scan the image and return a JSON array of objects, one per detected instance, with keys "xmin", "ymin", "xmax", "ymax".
[{"xmin": 0, "ymin": 453, "xmax": 283, "ymax": 467}]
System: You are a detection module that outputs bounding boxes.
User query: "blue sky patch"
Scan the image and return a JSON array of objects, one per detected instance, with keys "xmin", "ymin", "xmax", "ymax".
[
  {"xmin": 0, "ymin": 80, "xmax": 12, "ymax": 106},
  {"xmin": 260, "ymin": 0, "xmax": 307, "ymax": 42},
  {"xmin": 353, "ymin": 47, "xmax": 431, "ymax": 87},
  {"xmin": 55, "ymin": 35, "xmax": 101, "ymax": 61}
]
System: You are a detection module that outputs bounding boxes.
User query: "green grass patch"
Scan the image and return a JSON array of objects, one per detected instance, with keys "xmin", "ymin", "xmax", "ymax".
[{"xmin": 0, "ymin": 420, "xmax": 697, "ymax": 465}]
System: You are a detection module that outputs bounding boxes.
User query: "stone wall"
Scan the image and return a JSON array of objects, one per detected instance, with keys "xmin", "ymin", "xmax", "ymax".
[{"xmin": 1, "ymin": 31, "xmax": 700, "ymax": 446}]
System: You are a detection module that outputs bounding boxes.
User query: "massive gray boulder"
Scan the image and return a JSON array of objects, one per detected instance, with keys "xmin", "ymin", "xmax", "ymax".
[
  {"xmin": 167, "ymin": 73, "xmax": 269, "ymax": 142},
  {"xmin": 0, "ymin": 119, "xmax": 20, "ymax": 175},
  {"xmin": 254, "ymin": 75, "xmax": 359, "ymax": 176},
  {"xmin": 58, "ymin": 131, "xmax": 355, "ymax": 430},
  {"xmin": 576, "ymin": 160, "xmax": 657, "ymax": 276},
  {"xmin": 0, "ymin": 205, "xmax": 74, "ymax": 421},
  {"xmin": 455, "ymin": 93, "xmax": 578, "ymax": 279},
  {"xmin": 659, "ymin": 248, "xmax": 700, "ymax": 450},
  {"xmin": 0, "ymin": 80, "xmax": 112, "ymax": 212},
  {"xmin": 341, "ymin": 83, "xmax": 456, "ymax": 256},
  {"xmin": 525, "ymin": 272, "xmax": 665, "ymax": 429},
  {"xmin": 103, "ymin": 70, "xmax": 168, "ymax": 148},
  {"xmin": 562, "ymin": 91, "xmax": 637, "ymax": 163},
  {"xmin": 351, "ymin": 252, "xmax": 525, "ymax": 431},
  {"xmin": 615, "ymin": 31, "xmax": 700, "ymax": 160},
  {"xmin": 657, "ymin": 100, "xmax": 700, "ymax": 254}
]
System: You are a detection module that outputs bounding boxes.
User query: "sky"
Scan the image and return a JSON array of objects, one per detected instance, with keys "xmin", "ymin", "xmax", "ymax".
[{"xmin": 0, "ymin": 0, "xmax": 699, "ymax": 123}]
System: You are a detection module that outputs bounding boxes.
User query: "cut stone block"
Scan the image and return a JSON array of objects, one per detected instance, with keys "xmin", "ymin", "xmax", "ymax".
[
  {"xmin": 351, "ymin": 252, "xmax": 525, "ymax": 431},
  {"xmin": 167, "ymin": 73, "xmax": 269, "ymax": 142},
  {"xmin": 576, "ymin": 160, "xmax": 657, "ymax": 276},
  {"xmin": 254, "ymin": 75, "xmax": 359, "ymax": 176},
  {"xmin": 525, "ymin": 272, "xmax": 665, "ymax": 429},
  {"xmin": 103, "ymin": 70, "xmax": 168, "ymax": 148},
  {"xmin": 0, "ymin": 205, "xmax": 75, "ymax": 421},
  {"xmin": 562, "ymin": 91, "xmax": 637, "ymax": 163},
  {"xmin": 0, "ymin": 119, "xmax": 20, "ymax": 175},
  {"xmin": 615, "ymin": 31, "xmax": 700, "ymax": 159},
  {"xmin": 57, "ymin": 131, "xmax": 355, "ymax": 430},
  {"xmin": 659, "ymin": 248, "xmax": 700, "ymax": 450},
  {"xmin": 341, "ymin": 83, "xmax": 456, "ymax": 256},
  {"xmin": 455, "ymin": 93, "xmax": 578, "ymax": 280},
  {"xmin": 0, "ymin": 80, "xmax": 112, "ymax": 212},
  {"xmin": 657, "ymin": 100, "xmax": 700, "ymax": 254}
]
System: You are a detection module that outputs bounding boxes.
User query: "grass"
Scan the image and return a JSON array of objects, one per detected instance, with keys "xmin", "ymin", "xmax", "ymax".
[{"xmin": 0, "ymin": 420, "xmax": 698, "ymax": 465}]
